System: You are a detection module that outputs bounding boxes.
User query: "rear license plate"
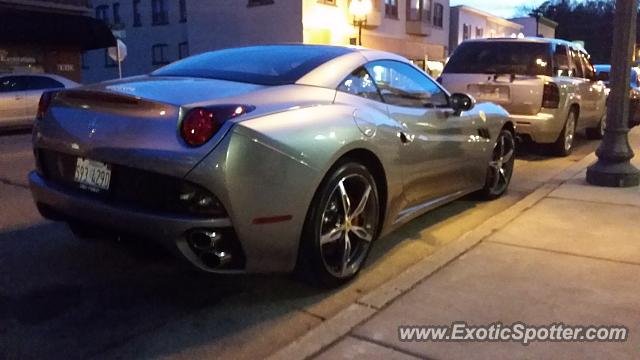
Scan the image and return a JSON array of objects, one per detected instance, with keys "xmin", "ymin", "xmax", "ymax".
[
  {"xmin": 74, "ymin": 158, "xmax": 112, "ymax": 191},
  {"xmin": 468, "ymin": 84, "xmax": 511, "ymax": 102}
]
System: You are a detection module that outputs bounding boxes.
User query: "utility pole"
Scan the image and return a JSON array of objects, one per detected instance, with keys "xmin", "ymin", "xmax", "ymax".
[{"xmin": 587, "ymin": 0, "xmax": 640, "ymax": 187}]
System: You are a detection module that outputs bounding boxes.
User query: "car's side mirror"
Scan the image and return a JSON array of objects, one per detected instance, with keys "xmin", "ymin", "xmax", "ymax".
[{"xmin": 449, "ymin": 93, "xmax": 475, "ymax": 116}]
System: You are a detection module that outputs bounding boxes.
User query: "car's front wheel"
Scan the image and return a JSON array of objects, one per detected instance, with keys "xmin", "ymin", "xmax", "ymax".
[
  {"xmin": 478, "ymin": 129, "xmax": 516, "ymax": 200},
  {"xmin": 297, "ymin": 161, "xmax": 380, "ymax": 288}
]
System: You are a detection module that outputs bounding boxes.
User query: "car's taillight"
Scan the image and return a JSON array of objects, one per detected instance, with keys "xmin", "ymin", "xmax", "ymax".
[
  {"xmin": 36, "ymin": 91, "xmax": 57, "ymax": 120},
  {"xmin": 180, "ymin": 105, "xmax": 255, "ymax": 147},
  {"xmin": 542, "ymin": 82, "xmax": 560, "ymax": 108}
]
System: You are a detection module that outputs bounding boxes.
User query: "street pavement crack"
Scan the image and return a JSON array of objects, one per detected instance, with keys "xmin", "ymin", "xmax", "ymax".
[
  {"xmin": 0, "ymin": 177, "xmax": 28, "ymax": 189},
  {"xmin": 487, "ymin": 240, "xmax": 640, "ymax": 266},
  {"xmin": 347, "ymin": 333, "xmax": 434, "ymax": 360}
]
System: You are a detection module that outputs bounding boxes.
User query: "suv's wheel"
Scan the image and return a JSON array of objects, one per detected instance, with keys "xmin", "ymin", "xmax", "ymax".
[
  {"xmin": 296, "ymin": 161, "xmax": 380, "ymax": 288},
  {"xmin": 478, "ymin": 129, "xmax": 515, "ymax": 200},
  {"xmin": 586, "ymin": 112, "xmax": 606, "ymax": 140},
  {"xmin": 552, "ymin": 109, "xmax": 577, "ymax": 156}
]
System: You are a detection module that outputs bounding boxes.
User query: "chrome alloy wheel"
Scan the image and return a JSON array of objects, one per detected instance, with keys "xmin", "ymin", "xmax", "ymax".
[
  {"xmin": 487, "ymin": 131, "xmax": 515, "ymax": 196},
  {"xmin": 318, "ymin": 174, "xmax": 379, "ymax": 279},
  {"xmin": 564, "ymin": 113, "xmax": 576, "ymax": 152}
]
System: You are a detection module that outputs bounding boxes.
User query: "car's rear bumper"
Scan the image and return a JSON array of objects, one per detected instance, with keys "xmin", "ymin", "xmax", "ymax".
[
  {"xmin": 510, "ymin": 109, "xmax": 564, "ymax": 143},
  {"xmin": 28, "ymin": 171, "xmax": 243, "ymax": 273}
]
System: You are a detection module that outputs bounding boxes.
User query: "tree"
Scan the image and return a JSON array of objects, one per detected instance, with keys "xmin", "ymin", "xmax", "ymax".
[{"xmin": 524, "ymin": 0, "xmax": 636, "ymax": 63}]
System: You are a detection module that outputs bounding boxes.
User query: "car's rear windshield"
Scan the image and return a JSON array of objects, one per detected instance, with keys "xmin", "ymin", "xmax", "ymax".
[
  {"xmin": 151, "ymin": 45, "xmax": 352, "ymax": 86},
  {"xmin": 444, "ymin": 41, "xmax": 552, "ymax": 76}
]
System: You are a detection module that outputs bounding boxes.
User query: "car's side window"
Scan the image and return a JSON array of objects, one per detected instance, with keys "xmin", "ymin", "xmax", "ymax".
[
  {"xmin": 24, "ymin": 76, "xmax": 65, "ymax": 91},
  {"xmin": 338, "ymin": 68, "xmax": 382, "ymax": 102},
  {"xmin": 579, "ymin": 52, "xmax": 595, "ymax": 80},
  {"xmin": 553, "ymin": 44, "xmax": 570, "ymax": 77},
  {"xmin": 364, "ymin": 60, "xmax": 448, "ymax": 108},
  {"xmin": 569, "ymin": 48, "xmax": 584, "ymax": 78},
  {"xmin": 0, "ymin": 76, "xmax": 26, "ymax": 93}
]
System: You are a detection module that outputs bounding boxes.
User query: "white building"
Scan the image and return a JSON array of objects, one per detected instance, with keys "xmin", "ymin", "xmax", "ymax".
[
  {"xmin": 510, "ymin": 15, "xmax": 558, "ymax": 38},
  {"xmin": 449, "ymin": 5, "xmax": 523, "ymax": 54},
  {"xmin": 83, "ymin": 0, "xmax": 452, "ymax": 83}
]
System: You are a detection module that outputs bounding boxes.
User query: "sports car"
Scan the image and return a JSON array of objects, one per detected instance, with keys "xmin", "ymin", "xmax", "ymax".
[{"xmin": 29, "ymin": 45, "xmax": 515, "ymax": 286}]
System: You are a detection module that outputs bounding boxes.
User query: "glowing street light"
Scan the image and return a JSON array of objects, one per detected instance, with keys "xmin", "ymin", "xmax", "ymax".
[{"xmin": 349, "ymin": 0, "xmax": 372, "ymax": 46}]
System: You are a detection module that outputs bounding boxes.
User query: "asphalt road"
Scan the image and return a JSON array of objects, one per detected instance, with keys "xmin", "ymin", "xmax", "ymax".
[{"xmin": 0, "ymin": 130, "xmax": 599, "ymax": 360}]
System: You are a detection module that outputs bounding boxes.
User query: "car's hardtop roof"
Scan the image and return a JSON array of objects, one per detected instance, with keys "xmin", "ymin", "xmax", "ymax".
[
  {"xmin": 199, "ymin": 43, "xmax": 398, "ymax": 58},
  {"xmin": 463, "ymin": 37, "xmax": 585, "ymax": 50}
]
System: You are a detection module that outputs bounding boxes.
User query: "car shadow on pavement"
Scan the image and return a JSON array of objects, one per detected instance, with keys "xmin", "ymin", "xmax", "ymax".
[
  {"xmin": 0, "ymin": 221, "xmax": 326, "ymax": 360},
  {"xmin": 0, "ymin": 195, "xmax": 485, "ymax": 360},
  {"xmin": 515, "ymin": 135, "xmax": 595, "ymax": 162}
]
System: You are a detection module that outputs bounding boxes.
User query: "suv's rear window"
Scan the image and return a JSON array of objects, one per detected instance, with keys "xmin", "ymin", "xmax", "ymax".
[
  {"xmin": 444, "ymin": 41, "xmax": 552, "ymax": 76},
  {"xmin": 151, "ymin": 45, "xmax": 352, "ymax": 86}
]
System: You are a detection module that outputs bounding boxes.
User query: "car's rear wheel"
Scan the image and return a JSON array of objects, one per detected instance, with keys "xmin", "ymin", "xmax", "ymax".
[
  {"xmin": 586, "ymin": 112, "xmax": 606, "ymax": 140},
  {"xmin": 552, "ymin": 110, "xmax": 577, "ymax": 156},
  {"xmin": 296, "ymin": 162, "xmax": 380, "ymax": 288},
  {"xmin": 478, "ymin": 129, "xmax": 515, "ymax": 200}
]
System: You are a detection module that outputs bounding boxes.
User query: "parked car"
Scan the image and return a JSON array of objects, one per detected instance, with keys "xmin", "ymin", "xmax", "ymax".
[
  {"xmin": 594, "ymin": 65, "xmax": 640, "ymax": 90},
  {"xmin": 594, "ymin": 65, "xmax": 640, "ymax": 128},
  {"xmin": 30, "ymin": 45, "xmax": 515, "ymax": 287},
  {"xmin": 0, "ymin": 73, "xmax": 78, "ymax": 129},
  {"xmin": 441, "ymin": 38, "xmax": 607, "ymax": 156}
]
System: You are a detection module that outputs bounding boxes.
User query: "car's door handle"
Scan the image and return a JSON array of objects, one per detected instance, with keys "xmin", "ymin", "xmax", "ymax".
[{"xmin": 14, "ymin": 96, "xmax": 23, "ymax": 100}]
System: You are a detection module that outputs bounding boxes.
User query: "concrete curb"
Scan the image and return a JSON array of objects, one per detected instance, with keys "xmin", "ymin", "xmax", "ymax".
[{"xmin": 267, "ymin": 152, "xmax": 597, "ymax": 360}]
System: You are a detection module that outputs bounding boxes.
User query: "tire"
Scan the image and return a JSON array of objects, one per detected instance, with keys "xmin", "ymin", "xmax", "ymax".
[
  {"xmin": 296, "ymin": 161, "xmax": 380, "ymax": 288},
  {"xmin": 477, "ymin": 129, "xmax": 516, "ymax": 200},
  {"xmin": 552, "ymin": 110, "xmax": 577, "ymax": 156},
  {"xmin": 586, "ymin": 112, "xmax": 606, "ymax": 140}
]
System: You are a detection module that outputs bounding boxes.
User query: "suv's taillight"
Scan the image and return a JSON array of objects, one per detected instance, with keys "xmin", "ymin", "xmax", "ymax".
[
  {"xmin": 36, "ymin": 91, "xmax": 58, "ymax": 120},
  {"xmin": 181, "ymin": 105, "xmax": 255, "ymax": 147},
  {"xmin": 542, "ymin": 82, "xmax": 560, "ymax": 108}
]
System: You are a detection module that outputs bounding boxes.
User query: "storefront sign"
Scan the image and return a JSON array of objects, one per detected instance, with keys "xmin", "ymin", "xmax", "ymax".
[{"xmin": 57, "ymin": 64, "xmax": 75, "ymax": 72}]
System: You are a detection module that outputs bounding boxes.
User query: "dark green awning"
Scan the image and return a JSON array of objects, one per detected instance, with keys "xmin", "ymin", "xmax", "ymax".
[{"xmin": 0, "ymin": 8, "xmax": 116, "ymax": 50}]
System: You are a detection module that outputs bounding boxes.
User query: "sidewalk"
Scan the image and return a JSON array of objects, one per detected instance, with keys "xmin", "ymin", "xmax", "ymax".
[{"xmin": 271, "ymin": 129, "xmax": 640, "ymax": 360}]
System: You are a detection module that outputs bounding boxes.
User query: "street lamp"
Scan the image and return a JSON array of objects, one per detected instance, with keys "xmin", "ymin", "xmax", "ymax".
[
  {"xmin": 586, "ymin": 0, "xmax": 640, "ymax": 187},
  {"xmin": 349, "ymin": 0, "xmax": 372, "ymax": 46}
]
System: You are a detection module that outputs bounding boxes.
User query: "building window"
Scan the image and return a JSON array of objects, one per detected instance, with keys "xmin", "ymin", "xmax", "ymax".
[
  {"xmin": 113, "ymin": 3, "xmax": 121, "ymax": 25},
  {"xmin": 179, "ymin": 0, "xmax": 187, "ymax": 22},
  {"xmin": 433, "ymin": 3, "xmax": 443, "ymax": 27},
  {"xmin": 462, "ymin": 24, "xmax": 471, "ymax": 41},
  {"xmin": 178, "ymin": 42, "xmax": 189, "ymax": 59},
  {"xmin": 105, "ymin": 49, "xmax": 117, "ymax": 68},
  {"xmin": 96, "ymin": 5, "xmax": 109, "ymax": 23},
  {"xmin": 385, "ymin": 0, "xmax": 398, "ymax": 18},
  {"xmin": 247, "ymin": 0, "xmax": 274, "ymax": 6},
  {"xmin": 407, "ymin": 0, "xmax": 422, "ymax": 21},
  {"xmin": 475, "ymin": 27, "xmax": 483, "ymax": 38},
  {"xmin": 133, "ymin": 0, "xmax": 142, "ymax": 26},
  {"xmin": 152, "ymin": 44, "xmax": 169, "ymax": 65},
  {"xmin": 152, "ymin": 0, "xmax": 169, "ymax": 25},
  {"xmin": 81, "ymin": 52, "xmax": 89, "ymax": 70}
]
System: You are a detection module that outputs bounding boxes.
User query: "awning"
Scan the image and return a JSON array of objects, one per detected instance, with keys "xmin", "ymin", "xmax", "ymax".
[{"xmin": 0, "ymin": 9, "xmax": 116, "ymax": 50}]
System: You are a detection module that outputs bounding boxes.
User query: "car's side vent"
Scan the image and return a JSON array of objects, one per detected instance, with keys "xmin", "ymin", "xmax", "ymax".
[{"xmin": 477, "ymin": 128, "xmax": 491, "ymax": 140}]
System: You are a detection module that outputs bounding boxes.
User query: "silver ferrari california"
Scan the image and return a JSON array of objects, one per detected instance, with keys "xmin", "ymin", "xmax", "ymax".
[{"xmin": 29, "ymin": 45, "xmax": 515, "ymax": 286}]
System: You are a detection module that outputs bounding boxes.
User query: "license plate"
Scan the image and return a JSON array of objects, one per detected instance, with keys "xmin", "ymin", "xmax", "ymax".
[
  {"xmin": 468, "ymin": 84, "xmax": 510, "ymax": 102},
  {"xmin": 74, "ymin": 158, "xmax": 111, "ymax": 191}
]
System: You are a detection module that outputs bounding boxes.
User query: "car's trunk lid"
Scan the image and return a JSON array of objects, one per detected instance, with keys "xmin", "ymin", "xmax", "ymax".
[{"xmin": 35, "ymin": 77, "xmax": 264, "ymax": 179}]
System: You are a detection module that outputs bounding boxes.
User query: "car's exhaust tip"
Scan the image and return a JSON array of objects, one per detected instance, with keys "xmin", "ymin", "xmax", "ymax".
[{"xmin": 186, "ymin": 229, "xmax": 239, "ymax": 270}]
